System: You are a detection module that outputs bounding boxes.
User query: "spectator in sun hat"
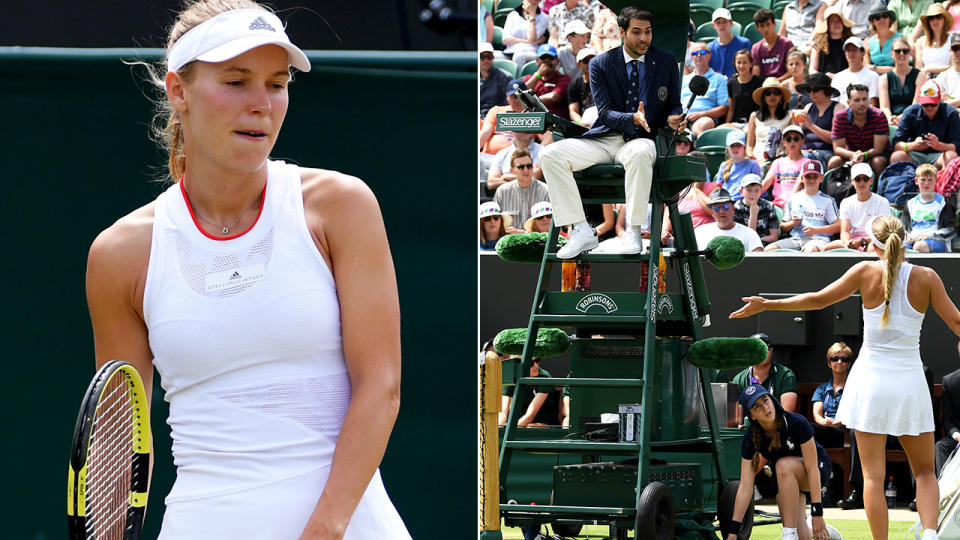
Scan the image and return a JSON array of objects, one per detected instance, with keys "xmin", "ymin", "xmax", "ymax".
[
  {"xmin": 887, "ymin": 0, "xmax": 936, "ymax": 42},
  {"xmin": 523, "ymin": 201, "xmax": 555, "ymax": 233},
  {"xmin": 523, "ymin": 44, "xmax": 572, "ymax": 120},
  {"xmin": 708, "ymin": 8, "xmax": 752, "ymax": 77},
  {"xmin": 734, "ymin": 173, "xmax": 781, "ymax": 245},
  {"xmin": 557, "ymin": 19, "xmax": 592, "ymax": 78},
  {"xmin": 810, "ymin": 5, "xmax": 855, "ymax": 78},
  {"xmin": 480, "ymin": 201, "xmax": 512, "ymax": 251},
  {"xmin": 794, "ymin": 72, "xmax": 840, "ymax": 171},
  {"xmin": 694, "ymin": 188, "xmax": 764, "ymax": 252},
  {"xmin": 480, "ymin": 42, "xmax": 511, "ymax": 119},
  {"xmin": 915, "ymin": 2, "xmax": 954, "ymax": 78},
  {"xmin": 864, "ymin": 4, "xmax": 901, "ymax": 74},
  {"xmin": 891, "ymin": 79, "xmax": 960, "ymax": 170}
]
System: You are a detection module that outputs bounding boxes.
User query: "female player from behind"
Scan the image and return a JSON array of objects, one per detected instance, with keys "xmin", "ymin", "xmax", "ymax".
[
  {"xmin": 85, "ymin": 1, "xmax": 409, "ymax": 538},
  {"xmin": 726, "ymin": 384, "xmax": 834, "ymax": 540},
  {"xmin": 731, "ymin": 215, "xmax": 960, "ymax": 540}
]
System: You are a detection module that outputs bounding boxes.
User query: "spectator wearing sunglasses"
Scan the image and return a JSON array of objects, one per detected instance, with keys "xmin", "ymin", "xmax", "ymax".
[
  {"xmin": 479, "ymin": 43, "xmax": 511, "ymax": 119},
  {"xmin": 879, "ymin": 37, "xmax": 926, "ymax": 126},
  {"xmin": 694, "ymin": 188, "xmax": 764, "ymax": 252},
  {"xmin": 523, "ymin": 201, "xmax": 556, "ymax": 233},
  {"xmin": 915, "ymin": 4, "xmax": 954, "ymax": 78},
  {"xmin": 486, "ymin": 132, "xmax": 544, "ymax": 192},
  {"xmin": 811, "ymin": 342, "xmax": 856, "ymax": 505},
  {"xmin": 933, "ymin": 34, "xmax": 960, "ymax": 108},
  {"xmin": 823, "ymin": 163, "xmax": 893, "ymax": 251},
  {"xmin": 494, "ymin": 149, "xmax": 550, "ymax": 230},
  {"xmin": 864, "ymin": 5, "xmax": 901, "ymax": 75},
  {"xmin": 891, "ymin": 79, "xmax": 960, "ymax": 170},
  {"xmin": 683, "ymin": 41, "xmax": 730, "ymax": 137},
  {"xmin": 828, "ymin": 83, "xmax": 890, "ymax": 179},
  {"xmin": 479, "ymin": 202, "xmax": 512, "ymax": 251},
  {"xmin": 761, "ymin": 125, "xmax": 809, "ymax": 209}
]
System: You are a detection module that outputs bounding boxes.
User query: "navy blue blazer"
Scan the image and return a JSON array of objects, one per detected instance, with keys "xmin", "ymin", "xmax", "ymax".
[{"xmin": 583, "ymin": 45, "xmax": 682, "ymax": 140}]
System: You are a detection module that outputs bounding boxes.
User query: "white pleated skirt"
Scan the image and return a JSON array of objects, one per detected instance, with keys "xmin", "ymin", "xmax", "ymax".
[
  {"xmin": 158, "ymin": 468, "xmax": 410, "ymax": 539},
  {"xmin": 834, "ymin": 346, "xmax": 934, "ymax": 436}
]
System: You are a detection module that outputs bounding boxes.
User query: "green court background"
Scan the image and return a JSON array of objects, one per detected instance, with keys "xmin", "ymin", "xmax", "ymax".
[{"xmin": 0, "ymin": 48, "xmax": 474, "ymax": 538}]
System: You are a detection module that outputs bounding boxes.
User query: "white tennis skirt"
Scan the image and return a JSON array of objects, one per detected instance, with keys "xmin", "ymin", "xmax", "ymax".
[
  {"xmin": 834, "ymin": 347, "xmax": 934, "ymax": 437},
  {"xmin": 158, "ymin": 468, "xmax": 410, "ymax": 539}
]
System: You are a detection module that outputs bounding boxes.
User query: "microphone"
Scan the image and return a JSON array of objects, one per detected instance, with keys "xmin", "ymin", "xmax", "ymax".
[
  {"xmin": 687, "ymin": 336, "xmax": 768, "ymax": 370},
  {"xmin": 684, "ymin": 74, "xmax": 710, "ymax": 115},
  {"xmin": 664, "ymin": 75, "xmax": 711, "ymax": 157},
  {"xmin": 494, "ymin": 327, "xmax": 571, "ymax": 358},
  {"xmin": 670, "ymin": 236, "xmax": 746, "ymax": 270}
]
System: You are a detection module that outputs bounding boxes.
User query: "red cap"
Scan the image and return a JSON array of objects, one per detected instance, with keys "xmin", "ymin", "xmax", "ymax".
[
  {"xmin": 800, "ymin": 159, "xmax": 823, "ymax": 177},
  {"xmin": 919, "ymin": 80, "xmax": 942, "ymax": 105}
]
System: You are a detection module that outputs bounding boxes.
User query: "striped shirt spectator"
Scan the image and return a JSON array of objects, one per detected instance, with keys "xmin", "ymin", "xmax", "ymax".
[{"xmin": 831, "ymin": 105, "xmax": 889, "ymax": 151}]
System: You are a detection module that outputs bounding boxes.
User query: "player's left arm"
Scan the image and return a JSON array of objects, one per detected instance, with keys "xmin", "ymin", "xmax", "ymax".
[
  {"xmin": 298, "ymin": 170, "xmax": 402, "ymax": 539},
  {"xmin": 731, "ymin": 261, "xmax": 869, "ymax": 318}
]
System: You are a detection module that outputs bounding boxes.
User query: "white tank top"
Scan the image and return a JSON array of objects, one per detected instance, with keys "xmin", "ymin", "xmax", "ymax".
[
  {"xmin": 143, "ymin": 160, "xmax": 351, "ymax": 503},
  {"xmin": 862, "ymin": 261, "xmax": 924, "ymax": 356}
]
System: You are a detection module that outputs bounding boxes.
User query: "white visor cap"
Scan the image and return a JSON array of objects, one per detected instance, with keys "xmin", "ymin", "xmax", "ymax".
[{"xmin": 167, "ymin": 9, "xmax": 311, "ymax": 73}]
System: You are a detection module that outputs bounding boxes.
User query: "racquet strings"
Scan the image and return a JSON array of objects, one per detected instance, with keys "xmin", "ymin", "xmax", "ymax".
[{"xmin": 84, "ymin": 372, "xmax": 136, "ymax": 539}]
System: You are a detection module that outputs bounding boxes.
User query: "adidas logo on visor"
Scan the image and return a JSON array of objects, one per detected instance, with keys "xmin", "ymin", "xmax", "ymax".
[{"xmin": 249, "ymin": 16, "xmax": 276, "ymax": 31}]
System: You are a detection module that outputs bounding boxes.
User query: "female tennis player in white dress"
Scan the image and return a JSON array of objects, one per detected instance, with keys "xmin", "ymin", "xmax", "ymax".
[
  {"xmin": 85, "ymin": 1, "xmax": 410, "ymax": 538},
  {"xmin": 731, "ymin": 215, "xmax": 960, "ymax": 540}
]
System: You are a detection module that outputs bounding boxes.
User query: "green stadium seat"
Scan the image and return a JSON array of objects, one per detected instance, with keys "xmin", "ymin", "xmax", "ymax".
[
  {"xmin": 727, "ymin": 4, "xmax": 763, "ymax": 29},
  {"xmin": 520, "ymin": 60, "xmax": 538, "ymax": 77},
  {"xmin": 741, "ymin": 20, "xmax": 778, "ymax": 43},
  {"xmin": 494, "ymin": 7, "xmax": 512, "ymax": 27},
  {"xmin": 482, "ymin": 0, "xmax": 494, "ymax": 15},
  {"xmin": 690, "ymin": 5, "xmax": 716, "ymax": 28},
  {"xmin": 492, "ymin": 26, "xmax": 503, "ymax": 49},
  {"xmin": 494, "ymin": 58, "xmax": 518, "ymax": 77},
  {"xmin": 773, "ymin": 0, "xmax": 791, "ymax": 19},
  {"xmin": 497, "ymin": 0, "xmax": 522, "ymax": 10},
  {"xmin": 696, "ymin": 21, "xmax": 742, "ymax": 42},
  {"xmin": 695, "ymin": 127, "xmax": 739, "ymax": 150}
]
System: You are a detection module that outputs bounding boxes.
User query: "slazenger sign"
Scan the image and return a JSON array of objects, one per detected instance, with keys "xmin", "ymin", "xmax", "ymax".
[
  {"xmin": 496, "ymin": 113, "xmax": 545, "ymax": 131},
  {"xmin": 575, "ymin": 293, "xmax": 618, "ymax": 313}
]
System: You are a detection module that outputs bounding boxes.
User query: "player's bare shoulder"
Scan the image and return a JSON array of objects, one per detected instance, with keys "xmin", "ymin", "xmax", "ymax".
[
  {"xmin": 300, "ymin": 167, "xmax": 378, "ymax": 212},
  {"xmin": 87, "ymin": 202, "xmax": 156, "ymax": 289}
]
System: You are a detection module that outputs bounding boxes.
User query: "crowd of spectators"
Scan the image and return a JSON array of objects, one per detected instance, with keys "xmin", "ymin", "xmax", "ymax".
[{"xmin": 479, "ymin": 0, "xmax": 960, "ymax": 253}]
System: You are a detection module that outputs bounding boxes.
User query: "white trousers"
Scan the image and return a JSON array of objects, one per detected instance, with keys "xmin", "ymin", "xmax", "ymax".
[{"xmin": 540, "ymin": 134, "xmax": 656, "ymax": 227}]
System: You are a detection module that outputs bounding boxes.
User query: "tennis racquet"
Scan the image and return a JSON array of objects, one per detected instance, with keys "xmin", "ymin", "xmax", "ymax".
[{"xmin": 67, "ymin": 360, "xmax": 151, "ymax": 540}]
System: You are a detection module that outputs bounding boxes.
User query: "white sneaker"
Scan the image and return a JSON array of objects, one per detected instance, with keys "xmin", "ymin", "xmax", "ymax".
[
  {"xmin": 781, "ymin": 529, "xmax": 799, "ymax": 540},
  {"xmin": 616, "ymin": 226, "xmax": 643, "ymax": 255},
  {"xmin": 557, "ymin": 226, "xmax": 598, "ymax": 259}
]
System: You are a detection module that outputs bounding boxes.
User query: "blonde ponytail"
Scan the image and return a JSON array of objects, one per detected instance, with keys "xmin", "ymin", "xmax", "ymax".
[{"xmin": 871, "ymin": 215, "xmax": 906, "ymax": 327}]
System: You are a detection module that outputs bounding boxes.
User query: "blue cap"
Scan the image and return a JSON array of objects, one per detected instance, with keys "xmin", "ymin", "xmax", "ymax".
[
  {"xmin": 739, "ymin": 383, "xmax": 772, "ymax": 410},
  {"xmin": 506, "ymin": 78, "xmax": 527, "ymax": 96},
  {"xmin": 726, "ymin": 130, "xmax": 746, "ymax": 147},
  {"xmin": 537, "ymin": 44, "xmax": 558, "ymax": 58}
]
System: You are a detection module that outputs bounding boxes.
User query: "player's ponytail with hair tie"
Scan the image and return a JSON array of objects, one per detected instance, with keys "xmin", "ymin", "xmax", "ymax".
[{"xmin": 870, "ymin": 215, "xmax": 905, "ymax": 327}]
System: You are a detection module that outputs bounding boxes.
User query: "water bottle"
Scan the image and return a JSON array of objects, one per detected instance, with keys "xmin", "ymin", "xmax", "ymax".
[{"xmin": 885, "ymin": 476, "xmax": 897, "ymax": 508}]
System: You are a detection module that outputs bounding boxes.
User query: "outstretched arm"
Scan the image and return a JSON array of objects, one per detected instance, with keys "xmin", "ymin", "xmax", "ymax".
[
  {"xmin": 927, "ymin": 267, "xmax": 960, "ymax": 337},
  {"xmin": 730, "ymin": 261, "xmax": 868, "ymax": 318}
]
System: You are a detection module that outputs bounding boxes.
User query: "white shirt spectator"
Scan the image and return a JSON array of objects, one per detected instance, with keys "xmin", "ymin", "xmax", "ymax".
[
  {"xmin": 695, "ymin": 222, "xmax": 764, "ymax": 252},
  {"xmin": 839, "ymin": 192, "xmax": 892, "ymax": 237},
  {"xmin": 832, "ymin": 67, "xmax": 880, "ymax": 106}
]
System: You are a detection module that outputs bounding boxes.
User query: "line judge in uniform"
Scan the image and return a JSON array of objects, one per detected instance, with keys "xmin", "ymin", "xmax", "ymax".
[{"xmin": 540, "ymin": 6, "xmax": 684, "ymax": 259}]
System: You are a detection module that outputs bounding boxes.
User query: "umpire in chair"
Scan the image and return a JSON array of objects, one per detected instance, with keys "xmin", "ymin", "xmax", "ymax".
[{"xmin": 540, "ymin": 6, "xmax": 685, "ymax": 259}]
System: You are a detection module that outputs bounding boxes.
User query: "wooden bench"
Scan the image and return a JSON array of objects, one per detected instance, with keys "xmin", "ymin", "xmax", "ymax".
[{"xmin": 795, "ymin": 383, "xmax": 943, "ymax": 499}]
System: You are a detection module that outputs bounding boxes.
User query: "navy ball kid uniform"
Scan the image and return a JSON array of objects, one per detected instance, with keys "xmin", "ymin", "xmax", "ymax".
[{"xmin": 741, "ymin": 411, "xmax": 832, "ymax": 493}]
